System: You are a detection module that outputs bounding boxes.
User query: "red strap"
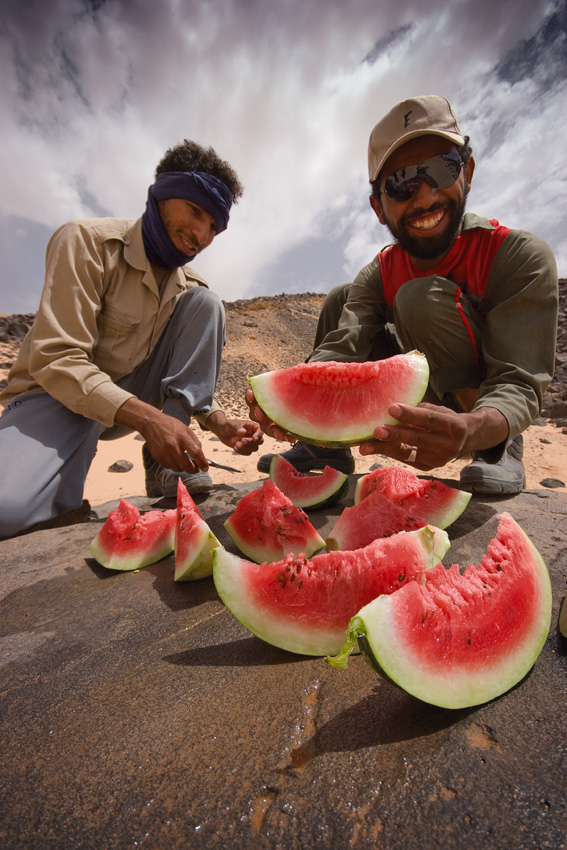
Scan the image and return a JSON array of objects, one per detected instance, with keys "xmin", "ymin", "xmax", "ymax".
[{"xmin": 454, "ymin": 285, "xmax": 479, "ymax": 363}]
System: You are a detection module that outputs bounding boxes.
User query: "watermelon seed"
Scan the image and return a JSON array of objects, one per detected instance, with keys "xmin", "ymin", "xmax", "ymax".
[
  {"xmin": 298, "ymin": 581, "xmax": 303, "ymax": 589},
  {"xmin": 496, "ymin": 563, "xmax": 503, "ymax": 571},
  {"xmin": 296, "ymin": 563, "xmax": 302, "ymax": 573},
  {"xmin": 290, "ymin": 574, "xmax": 296, "ymax": 582},
  {"xmin": 422, "ymin": 613, "xmax": 427, "ymax": 624},
  {"xmin": 398, "ymin": 573, "xmax": 406, "ymax": 582},
  {"xmin": 286, "ymin": 566, "xmax": 291, "ymax": 572},
  {"xmin": 278, "ymin": 573, "xmax": 285, "ymax": 582},
  {"xmin": 468, "ymin": 637, "xmax": 472, "ymax": 644}
]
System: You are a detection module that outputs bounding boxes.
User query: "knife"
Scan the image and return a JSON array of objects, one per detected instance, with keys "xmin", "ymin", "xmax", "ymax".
[{"xmin": 206, "ymin": 457, "xmax": 242, "ymax": 473}]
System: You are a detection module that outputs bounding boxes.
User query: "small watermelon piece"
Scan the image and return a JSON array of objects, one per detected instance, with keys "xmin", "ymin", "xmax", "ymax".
[
  {"xmin": 326, "ymin": 490, "xmax": 427, "ymax": 551},
  {"xmin": 89, "ymin": 499, "xmax": 176, "ymax": 571},
  {"xmin": 269, "ymin": 455, "xmax": 349, "ymax": 509},
  {"xmin": 559, "ymin": 597, "xmax": 567, "ymax": 639},
  {"xmin": 249, "ymin": 353, "xmax": 429, "ymax": 447},
  {"xmin": 224, "ymin": 480, "xmax": 325, "ymax": 563},
  {"xmin": 328, "ymin": 513, "xmax": 552, "ymax": 709},
  {"xmin": 213, "ymin": 525, "xmax": 449, "ymax": 656},
  {"xmin": 354, "ymin": 466, "xmax": 471, "ymax": 528},
  {"xmin": 174, "ymin": 479, "xmax": 221, "ymax": 581}
]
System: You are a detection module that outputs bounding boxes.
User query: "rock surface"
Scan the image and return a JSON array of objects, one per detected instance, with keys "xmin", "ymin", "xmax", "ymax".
[{"xmin": 1, "ymin": 479, "xmax": 566, "ymax": 850}]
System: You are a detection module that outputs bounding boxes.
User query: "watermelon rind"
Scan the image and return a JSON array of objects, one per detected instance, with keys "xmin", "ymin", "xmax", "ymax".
[
  {"xmin": 328, "ymin": 513, "xmax": 552, "ymax": 709},
  {"xmin": 559, "ymin": 596, "xmax": 567, "ymax": 639},
  {"xmin": 224, "ymin": 480, "xmax": 325, "ymax": 563},
  {"xmin": 212, "ymin": 525, "xmax": 448, "ymax": 656},
  {"xmin": 269, "ymin": 456, "xmax": 349, "ymax": 509},
  {"xmin": 354, "ymin": 466, "xmax": 471, "ymax": 529},
  {"xmin": 89, "ymin": 499, "xmax": 176, "ymax": 571},
  {"xmin": 174, "ymin": 480, "xmax": 221, "ymax": 581},
  {"xmin": 249, "ymin": 353, "xmax": 429, "ymax": 447}
]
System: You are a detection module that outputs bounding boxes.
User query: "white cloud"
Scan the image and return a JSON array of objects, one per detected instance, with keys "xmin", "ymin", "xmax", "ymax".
[{"xmin": 0, "ymin": 0, "xmax": 564, "ymax": 313}]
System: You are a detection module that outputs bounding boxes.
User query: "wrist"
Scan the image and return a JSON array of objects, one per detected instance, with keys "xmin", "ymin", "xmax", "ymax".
[{"xmin": 462, "ymin": 407, "xmax": 509, "ymax": 454}]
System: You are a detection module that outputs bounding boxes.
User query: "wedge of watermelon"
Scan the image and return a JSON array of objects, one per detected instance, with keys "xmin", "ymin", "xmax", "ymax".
[
  {"xmin": 174, "ymin": 479, "xmax": 221, "ymax": 581},
  {"xmin": 328, "ymin": 513, "xmax": 552, "ymax": 709},
  {"xmin": 213, "ymin": 525, "xmax": 449, "ymax": 655},
  {"xmin": 249, "ymin": 352, "xmax": 429, "ymax": 447},
  {"xmin": 326, "ymin": 490, "xmax": 427, "ymax": 551},
  {"xmin": 269, "ymin": 455, "xmax": 349, "ymax": 509},
  {"xmin": 224, "ymin": 480, "xmax": 325, "ymax": 563},
  {"xmin": 355, "ymin": 466, "xmax": 471, "ymax": 529},
  {"xmin": 89, "ymin": 499, "xmax": 176, "ymax": 571}
]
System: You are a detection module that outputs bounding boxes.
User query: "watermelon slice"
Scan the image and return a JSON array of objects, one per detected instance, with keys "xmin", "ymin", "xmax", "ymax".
[
  {"xmin": 174, "ymin": 479, "xmax": 221, "ymax": 581},
  {"xmin": 249, "ymin": 353, "xmax": 429, "ymax": 447},
  {"xmin": 355, "ymin": 466, "xmax": 471, "ymax": 528},
  {"xmin": 224, "ymin": 480, "xmax": 325, "ymax": 563},
  {"xmin": 328, "ymin": 513, "xmax": 552, "ymax": 709},
  {"xmin": 89, "ymin": 499, "xmax": 176, "ymax": 571},
  {"xmin": 326, "ymin": 490, "xmax": 427, "ymax": 550},
  {"xmin": 213, "ymin": 526, "xmax": 450, "ymax": 656},
  {"xmin": 269, "ymin": 455, "xmax": 349, "ymax": 509}
]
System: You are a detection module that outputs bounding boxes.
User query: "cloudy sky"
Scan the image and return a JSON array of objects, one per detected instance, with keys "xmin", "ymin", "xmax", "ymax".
[{"xmin": 1, "ymin": 0, "xmax": 565, "ymax": 314}]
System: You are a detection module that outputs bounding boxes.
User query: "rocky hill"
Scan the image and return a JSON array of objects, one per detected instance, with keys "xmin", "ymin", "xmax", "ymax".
[{"xmin": 1, "ymin": 284, "xmax": 566, "ymax": 427}]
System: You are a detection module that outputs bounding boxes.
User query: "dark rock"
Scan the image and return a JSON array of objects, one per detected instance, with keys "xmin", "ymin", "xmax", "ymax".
[
  {"xmin": 540, "ymin": 477, "xmax": 565, "ymax": 488},
  {"xmin": 1, "ymin": 483, "xmax": 567, "ymax": 849},
  {"xmin": 108, "ymin": 459, "xmax": 134, "ymax": 473}
]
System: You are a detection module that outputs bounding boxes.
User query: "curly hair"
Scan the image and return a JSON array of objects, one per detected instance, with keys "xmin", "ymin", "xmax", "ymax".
[
  {"xmin": 155, "ymin": 140, "xmax": 244, "ymax": 201},
  {"xmin": 370, "ymin": 135, "xmax": 473, "ymax": 200}
]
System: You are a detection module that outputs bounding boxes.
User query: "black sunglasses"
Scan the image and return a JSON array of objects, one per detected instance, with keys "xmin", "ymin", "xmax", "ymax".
[{"xmin": 379, "ymin": 151, "xmax": 464, "ymax": 202}]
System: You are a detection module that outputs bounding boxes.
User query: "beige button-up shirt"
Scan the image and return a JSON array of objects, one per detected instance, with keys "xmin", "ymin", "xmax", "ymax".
[{"xmin": 1, "ymin": 216, "xmax": 220, "ymax": 428}]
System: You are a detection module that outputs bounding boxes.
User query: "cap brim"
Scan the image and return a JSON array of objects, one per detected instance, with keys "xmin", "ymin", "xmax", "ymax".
[{"xmin": 370, "ymin": 129, "xmax": 466, "ymax": 182}]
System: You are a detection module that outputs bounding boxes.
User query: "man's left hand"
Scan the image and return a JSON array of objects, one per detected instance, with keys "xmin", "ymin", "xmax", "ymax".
[{"xmin": 207, "ymin": 412, "xmax": 264, "ymax": 455}]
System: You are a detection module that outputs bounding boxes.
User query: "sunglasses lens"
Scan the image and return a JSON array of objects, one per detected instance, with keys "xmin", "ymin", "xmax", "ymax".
[{"xmin": 383, "ymin": 152, "xmax": 462, "ymax": 201}]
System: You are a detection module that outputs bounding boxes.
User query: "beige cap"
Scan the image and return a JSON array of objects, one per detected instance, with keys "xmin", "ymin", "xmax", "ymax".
[{"xmin": 368, "ymin": 95, "xmax": 465, "ymax": 182}]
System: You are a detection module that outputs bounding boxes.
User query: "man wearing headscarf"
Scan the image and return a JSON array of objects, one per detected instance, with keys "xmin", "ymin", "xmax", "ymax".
[{"xmin": 0, "ymin": 140, "xmax": 262, "ymax": 538}]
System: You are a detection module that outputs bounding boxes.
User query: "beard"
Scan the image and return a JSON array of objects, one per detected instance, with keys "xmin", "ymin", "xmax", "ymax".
[{"xmin": 383, "ymin": 194, "xmax": 467, "ymax": 261}]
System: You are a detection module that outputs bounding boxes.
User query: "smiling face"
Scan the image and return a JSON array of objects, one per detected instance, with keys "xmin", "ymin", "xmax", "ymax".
[
  {"xmin": 370, "ymin": 135, "xmax": 475, "ymax": 270},
  {"xmin": 158, "ymin": 198, "xmax": 218, "ymax": 257}
]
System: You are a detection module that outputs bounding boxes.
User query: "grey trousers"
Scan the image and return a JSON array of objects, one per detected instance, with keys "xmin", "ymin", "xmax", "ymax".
[
  {"xmin": 0, "ymin": 286, "xmax": 225, "ymax": 538},
  {"xmin": 313, "ymin": 276, "xmax": 486, "ymax": 401}
]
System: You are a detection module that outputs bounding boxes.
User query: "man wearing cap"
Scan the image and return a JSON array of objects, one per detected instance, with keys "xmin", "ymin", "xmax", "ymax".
[
  {"xmin": 252, "ymin": 95, "xmax": 558, "ymax": 494},
  {"xmin": 0, "ymin": 139, "xmax": 263, "ymax": 538}
]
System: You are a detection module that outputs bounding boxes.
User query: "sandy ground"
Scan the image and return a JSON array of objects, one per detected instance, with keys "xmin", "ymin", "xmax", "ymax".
[{"xmin": 84, "ymin": 420, "xmax": 567, "ymax": 506}]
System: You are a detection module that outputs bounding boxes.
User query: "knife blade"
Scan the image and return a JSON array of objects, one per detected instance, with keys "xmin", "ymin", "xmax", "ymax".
[{"xmin": 206, "ymin": 457, "xmax": 242, "ymax": 473}]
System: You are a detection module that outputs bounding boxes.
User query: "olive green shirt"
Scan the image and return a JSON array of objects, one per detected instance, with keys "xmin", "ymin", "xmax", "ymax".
[{"xmin": 310, "ymin": 214, "xmax": 558, "ymax": 440}]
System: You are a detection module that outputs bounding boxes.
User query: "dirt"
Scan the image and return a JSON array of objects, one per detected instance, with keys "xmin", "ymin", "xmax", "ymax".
[{"xmin": 1, "ymin": 282, "xmax": 566, "ymax": 503}]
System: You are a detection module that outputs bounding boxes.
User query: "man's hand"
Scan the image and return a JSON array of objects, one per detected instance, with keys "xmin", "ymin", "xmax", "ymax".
[
  {"xmin": 359, "ymin": 402, "xmax": 509, "ymax": 471},
  {"xmin": 115, "ymin": 398, "xmax": 208, "ymax": 474},
  {"xmin": 245, "ymin": 387, "xmax": 296, "ymax": 443},
  {"xmin": 205, "ymin": 409, "xmax": 264, "ymax": 455}
]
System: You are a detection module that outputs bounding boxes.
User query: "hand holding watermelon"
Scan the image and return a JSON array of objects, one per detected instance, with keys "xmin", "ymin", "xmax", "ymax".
[{"xmin": 361, "ymin": 400, "xmax": 510, "ymax": 471}]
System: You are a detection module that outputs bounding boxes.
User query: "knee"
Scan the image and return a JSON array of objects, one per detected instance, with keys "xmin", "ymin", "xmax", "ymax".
[{"xmin": 394, "ymin": 275, "xmax": 462, "ymax": 334}]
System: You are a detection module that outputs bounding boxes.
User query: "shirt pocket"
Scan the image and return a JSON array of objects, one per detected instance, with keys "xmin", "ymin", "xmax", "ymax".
[{"xmin": 94, "ymin": 308, "xmax": 142, "ymax": 378}]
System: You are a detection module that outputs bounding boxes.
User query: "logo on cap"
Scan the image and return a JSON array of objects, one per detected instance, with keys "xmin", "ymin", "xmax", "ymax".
[{"xmin": 403, "ymin": 110, "xmax": 412, "ymax": 128}]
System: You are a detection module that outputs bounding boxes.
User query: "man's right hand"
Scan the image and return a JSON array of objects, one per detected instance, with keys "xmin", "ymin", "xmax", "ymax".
[{"xmin": 114, "ymin": 397, "xmax": 209, "ymax": 474}]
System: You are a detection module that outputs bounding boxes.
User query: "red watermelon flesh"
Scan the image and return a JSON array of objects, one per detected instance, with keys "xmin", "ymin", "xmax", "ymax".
[
  {"xmin": 329, "ymin": 513, "xmax": 552, "ymax": 708},
  {"xmin": 224, "ymin": 479, "xmax": 325, "ymax": 563},
  {"xmin": 355, "ymin": 466, "xmax": 471, "ymax": 529},
  {"xmin": 326, "ymin": 490, "xmax": 427, "ymax": 551},
  {"xmin": 249, "ymin": 353, "xmax": 429, "ymax": 447},
  {"xmin": 89, "ymin": 499, "xmax": 176, "ymax": 571},
  {"xmin": 213, "ymin": 525, "xmax": 449, "ymax": 655},
  {"xmin": 269, "ymin": 455, "xmax": 349, "ymax": 509},
  {"xmin": 174, "ymin": 479, "xmax": 221, "ymax": 581}
]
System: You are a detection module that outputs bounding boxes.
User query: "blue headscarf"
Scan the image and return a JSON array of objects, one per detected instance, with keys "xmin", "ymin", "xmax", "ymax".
[{"xmin": 141, "ymin": 171, "xmax": 233, "ymax": 269}]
